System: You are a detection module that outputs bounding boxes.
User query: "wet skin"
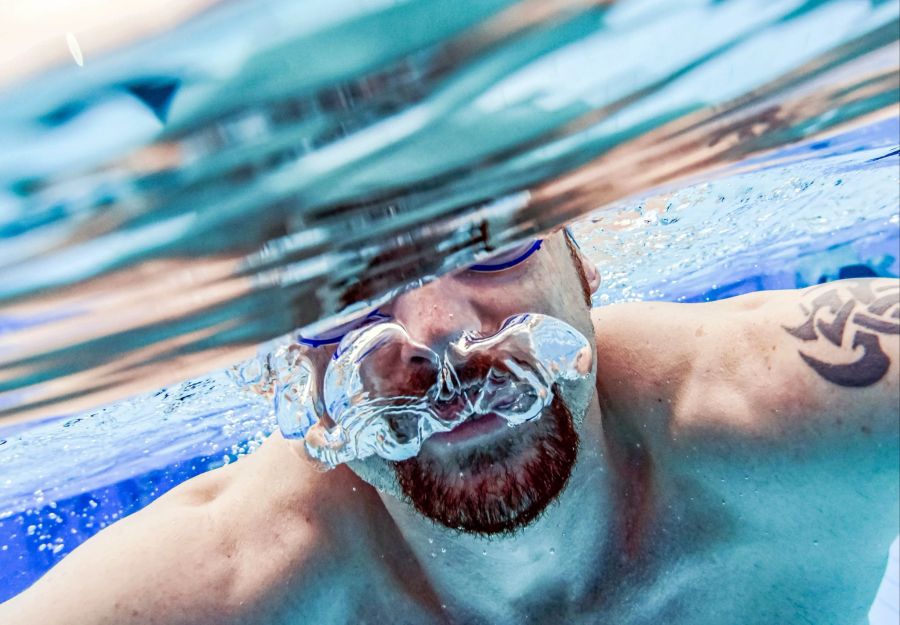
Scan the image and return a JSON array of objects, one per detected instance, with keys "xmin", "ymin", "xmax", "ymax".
[{"xmin": 1, "ymin": 233, "xmax": 898, "ymax": 625}]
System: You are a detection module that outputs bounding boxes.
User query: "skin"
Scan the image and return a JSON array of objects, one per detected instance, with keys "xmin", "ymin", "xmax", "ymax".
[{"xmin": 1, "ymin": 232, "xmax": 897, "ymax": 625}]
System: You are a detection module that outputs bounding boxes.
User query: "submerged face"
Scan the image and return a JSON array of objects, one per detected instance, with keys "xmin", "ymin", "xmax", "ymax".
[
  {"xmin": 393, "ymin": 391, "xmax": 579, "ymax": 535},
  {"xmin": 303, "ymin": 231, "xmax": 600, "ymax": 535}
]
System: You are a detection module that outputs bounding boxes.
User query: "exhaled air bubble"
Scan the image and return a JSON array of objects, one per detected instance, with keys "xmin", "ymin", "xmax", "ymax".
[
  {"xmin": 298, "ymin": 313, "xmax": 593, "ymax": 467},
  {"xmin": 231, "ymin": 313, "xmax": 592, "ymax": 468},
  {"xmin": 270, "ymin": 345, "xmax": 323, "ymax": 440}
]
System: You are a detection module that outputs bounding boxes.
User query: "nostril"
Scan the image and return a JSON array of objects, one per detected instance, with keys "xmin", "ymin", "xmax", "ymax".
[{"xmin": 403, "ymin": 354, "xmax": 439, "ymax": 396}]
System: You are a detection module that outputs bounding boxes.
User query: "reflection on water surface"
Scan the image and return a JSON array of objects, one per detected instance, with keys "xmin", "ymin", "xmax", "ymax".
[{"xmin": 1, "ymin": 0, "xmax": 898, "ymax": 423}]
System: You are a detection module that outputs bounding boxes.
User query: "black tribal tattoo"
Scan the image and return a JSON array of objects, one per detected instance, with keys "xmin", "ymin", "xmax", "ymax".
[{"xmin": 783, "ymin": 280, "xmax": 899, "ymax": 387}]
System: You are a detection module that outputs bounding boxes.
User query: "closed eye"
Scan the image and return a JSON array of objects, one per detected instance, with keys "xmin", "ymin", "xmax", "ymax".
[
  {"xmin": 299, "ymin": 309, "xmax": 390, "ymax": 348},
  {"xmin": 298, "ymin": 239, "xmax": 542, "ymax": 347},
  {"xmin": 468, "ymin": 240, "xmax": 542, "ymax": 273}
]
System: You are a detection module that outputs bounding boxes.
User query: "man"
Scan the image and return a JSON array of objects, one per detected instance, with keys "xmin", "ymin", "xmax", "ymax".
[{"xmin": 1, "ymin": 230, "xmax": 897, "ymax": 624}]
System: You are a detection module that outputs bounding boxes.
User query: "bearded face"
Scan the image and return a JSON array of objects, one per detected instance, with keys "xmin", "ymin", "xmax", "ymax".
[
  {"xmin": 309, "ymin": 232, "xmax": 600, "ymax": 535},
  {"xmin": 394, "ymin": 391, "xmax": 579, "ymax": 535}
]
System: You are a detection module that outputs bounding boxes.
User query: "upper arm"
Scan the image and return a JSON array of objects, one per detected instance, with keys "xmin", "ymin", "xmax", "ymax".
[
  {"xmin": 0, "ymin": 436, "xmax": 348, "ymax": 625},
  {"xmin": 594, "ymin": 280, "xmax": 899, "ymax": 559},
  {"xmin": 595, "ymin": 281, "xmax": 899, "ymax": 595},
  {"xmin": 686, "ymin": 279, "xmax": 900, "ymax": 452},
  {"xmin": 0, "ymin": 472, "xmax": 243, "ymax": 625},
  {"xmin": 594, "ymin": 279, "xmax": 899, "ymax": 454}
]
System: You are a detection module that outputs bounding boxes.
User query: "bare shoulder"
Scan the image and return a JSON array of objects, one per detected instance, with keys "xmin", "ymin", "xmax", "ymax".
[
  {"xmin": 592, "ymin": 283, "xmax": 899, "ymax": 605},
  {"xmin": 0, "ymin": 434, "xmax": 368, "ymax": 625},
  {"xmin": 591, "ymin": 299, "xmax": 702, "ymax": 436},
  {"xmin": 592, "ymin": 279, "xmax": 899, "ymax": 447},
  {"xmin": 672, "ymin": 278, "xmax": 899, "ymax": 446}
]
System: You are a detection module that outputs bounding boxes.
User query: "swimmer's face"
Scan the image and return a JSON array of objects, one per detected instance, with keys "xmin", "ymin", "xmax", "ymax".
[{"xmin": 309, "ymin": 231, "xmax": 600, "ymax": 534}]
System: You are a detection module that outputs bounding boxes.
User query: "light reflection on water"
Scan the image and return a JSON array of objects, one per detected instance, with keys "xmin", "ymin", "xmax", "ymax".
[{"xmin": 0, "ymin": 0, "xmax": 898, "ymax": 422}]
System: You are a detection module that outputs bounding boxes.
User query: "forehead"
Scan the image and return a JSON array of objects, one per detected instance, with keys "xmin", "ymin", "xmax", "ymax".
[
  {"xmin": 389, "ymin": 231, "xmax": 573, "ymax": 306},
  {"xmin": 300, "ymin": 232, "xmax": 583, "ymax": 371},
  {"xmin": 300, "ymin": 231, "xmax": 577, "ymax": 348}
]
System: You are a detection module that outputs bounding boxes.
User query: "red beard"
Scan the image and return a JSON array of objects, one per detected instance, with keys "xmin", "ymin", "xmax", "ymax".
[{"xmin": 393, "ymin": 392, "xmax": 579, "ymax": 535}]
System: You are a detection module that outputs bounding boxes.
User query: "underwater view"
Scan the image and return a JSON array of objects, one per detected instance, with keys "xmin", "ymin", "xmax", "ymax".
[{"xmin": 1, "ymin": 1, "xmax": 898, "ymax": 624}]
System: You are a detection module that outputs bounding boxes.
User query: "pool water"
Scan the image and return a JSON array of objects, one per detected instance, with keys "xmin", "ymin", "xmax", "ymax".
[
  {"xmin": 0, "ymin": 117, "xmax": 898, "ymax": 609},
  {"xmin": 2, "ymin": 0, "xmax": 898, "ymax": 424}
]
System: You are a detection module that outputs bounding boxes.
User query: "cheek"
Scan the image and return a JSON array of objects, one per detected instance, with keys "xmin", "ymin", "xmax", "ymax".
[
  {"xmin": 513, "ymin": 264, "xmax": 584, "ymax": 319},
  {"xmin": 347, "ymin": 456, "xmax": 403, "ymax": 497},
  {"xmin": 520, "ymin": 265, "xmax": 596, "ymax": 356}
]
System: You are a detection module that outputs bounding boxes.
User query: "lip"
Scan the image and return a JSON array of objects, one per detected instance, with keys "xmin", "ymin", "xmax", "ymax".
[{"xmin": 430, "ymin": 413, "xmax": 507, "ymax": 444}]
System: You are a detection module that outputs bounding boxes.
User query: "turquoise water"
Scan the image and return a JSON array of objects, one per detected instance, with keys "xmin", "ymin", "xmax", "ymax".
[
  {"xmin": 0, "ymin": 0, "xmax": 898, "ymax": 616},
  {"xmin": 1, "ymin": 0, "xmax": 898, "ymax": 422},
  {"xmin": 0, "ymin": 116, "xmax": 897, "ymax": 603}
]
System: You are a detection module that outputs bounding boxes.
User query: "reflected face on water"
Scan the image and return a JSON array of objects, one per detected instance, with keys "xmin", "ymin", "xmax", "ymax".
[{"xmin": 308, "ymin": 231, "xmax": 600, "ymax": 533}]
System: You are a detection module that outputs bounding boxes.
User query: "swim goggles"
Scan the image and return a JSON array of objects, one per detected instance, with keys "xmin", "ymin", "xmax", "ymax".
[{"xmin": 298, "ymin": 239, "xmax": 544, "ymax": 348}]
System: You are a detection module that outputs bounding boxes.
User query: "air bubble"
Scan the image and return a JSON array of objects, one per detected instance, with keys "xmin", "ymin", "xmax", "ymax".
[{"xmin": 301, "ymin": 314, "xmax": 593, "ymax": 467}]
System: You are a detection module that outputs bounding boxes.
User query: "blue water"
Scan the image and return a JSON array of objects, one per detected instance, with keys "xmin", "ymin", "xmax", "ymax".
[
  {"xmin": 0, "ymin": 117, "xmax": 898, "ymax": 602},
  {"xmin": 3, "ymin": 0, "xmax": 898, "ymax": 424}
]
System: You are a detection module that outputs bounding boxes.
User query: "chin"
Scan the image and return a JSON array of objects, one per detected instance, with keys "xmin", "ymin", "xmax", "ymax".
[{"xmin": 393, "ymin": 393, "xmax": 579, "ymax": 536}]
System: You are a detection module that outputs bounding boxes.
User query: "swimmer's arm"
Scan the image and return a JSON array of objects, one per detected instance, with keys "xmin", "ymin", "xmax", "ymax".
[
  {"xmin": 0, "ymin": 437, "xmax": 331, "ymax": 625},
  {"xmin": 0, "ymin": 469, "xmax": 249, "ymax": 625},
  {"xmin": 595, "ymin": 279, "xmax": 898, "ymax": 532},
  {"xmin": 684, "ymin": 278, "xmax": 899, "ymax": 452},
  {"xmin": 595, "ymin": 278, "xmax": 899, "ymax": 455},
  {"xmin": 596, "ymin": 279, "xmax": 899, "ymax": 607}
]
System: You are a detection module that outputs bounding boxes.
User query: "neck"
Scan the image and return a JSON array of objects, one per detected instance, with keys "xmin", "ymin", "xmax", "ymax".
[{"xmin": 378, "ymin": 400, "xmax": 617, "ymax": 623}]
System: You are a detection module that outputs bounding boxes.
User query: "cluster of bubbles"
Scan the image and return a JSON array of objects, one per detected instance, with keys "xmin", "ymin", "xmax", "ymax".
[
  {"xmin": 230, "ymin": 313, "xmax": 593, "ymax": 469},
  {"xmin": 578, "ymin": 135, "xmax": 900, "ymax": 306}
]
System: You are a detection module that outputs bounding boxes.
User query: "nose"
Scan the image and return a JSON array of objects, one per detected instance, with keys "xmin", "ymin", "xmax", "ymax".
[
  {"xmin": 353, "ymin": 281, "xmax": 482, "ymax": 398},
  {"xmin": 388, "ymin": 279, "xmax": 483, "ymax": 357},
  {"xmin": 355, "ymin": 280, "xmax": 486, "ymax": 399}
]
